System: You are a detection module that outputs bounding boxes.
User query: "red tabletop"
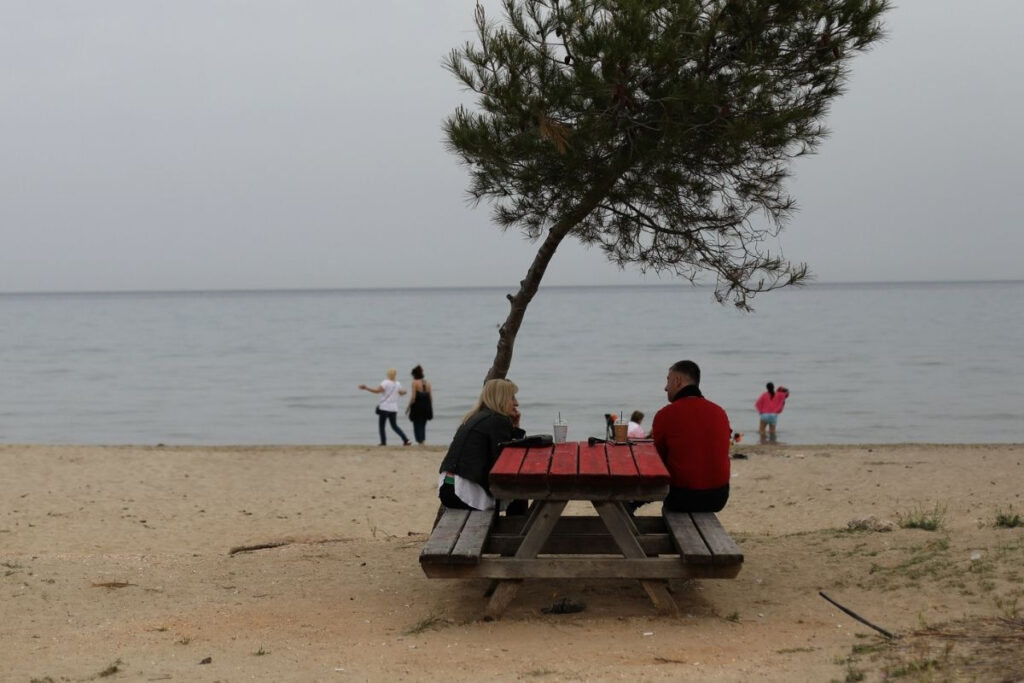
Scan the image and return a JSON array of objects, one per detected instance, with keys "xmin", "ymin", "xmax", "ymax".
[{"xmin": 489, "ymin": 441, "xmax": 670, "ymax": 501}]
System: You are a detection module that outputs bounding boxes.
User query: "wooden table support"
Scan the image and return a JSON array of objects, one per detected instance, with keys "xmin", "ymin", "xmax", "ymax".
[
  {"xmin": 485, "ymin": 500, "xmax": 567, "ymax": 618},
  {"xmin": 593, "ymin": 501, "xmax": 677, "ymax": 615}
]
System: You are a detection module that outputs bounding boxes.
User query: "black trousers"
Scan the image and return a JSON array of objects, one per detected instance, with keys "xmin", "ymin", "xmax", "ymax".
[
  {"xmin": 438, "ymin": 482, "xmax": 528, "ymax": 515},
  {"xmin": 627, "ymin": 484, "xmax": 730, "ymax": 515},
  {"xmin": 663, "ymin": 484, "xmax": 730, "ymax": 513}
]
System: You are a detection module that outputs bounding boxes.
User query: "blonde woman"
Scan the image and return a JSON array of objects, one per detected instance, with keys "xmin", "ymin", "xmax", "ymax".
[
  {"xmin": 359, "ymin": 368, "xmax": 410, "ymax": 446},
  {"xmin": 436, "ymin": 378, "xmax": 523, "ymax": 510}
]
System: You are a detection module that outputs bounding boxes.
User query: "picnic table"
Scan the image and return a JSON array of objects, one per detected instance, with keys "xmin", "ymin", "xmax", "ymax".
[{"xmin": 420, "ymin": 440, "xmax": 743, "ymax": 617}]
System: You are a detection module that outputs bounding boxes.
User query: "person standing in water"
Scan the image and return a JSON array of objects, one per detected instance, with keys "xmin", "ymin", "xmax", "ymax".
[{"xmin": 755, "ymin": 382, "xmax": 790, "ymax": 443}]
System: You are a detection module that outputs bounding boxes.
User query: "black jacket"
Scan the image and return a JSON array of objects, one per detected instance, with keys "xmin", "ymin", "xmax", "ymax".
[{"xmin": 438, "ymin": 409, "xmax": 525, "ymax": 493}]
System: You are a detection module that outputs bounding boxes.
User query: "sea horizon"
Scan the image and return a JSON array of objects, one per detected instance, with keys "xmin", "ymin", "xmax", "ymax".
[{"xmin": 3, "ymin": 277, "xmax": 1023, "ymax": 297}]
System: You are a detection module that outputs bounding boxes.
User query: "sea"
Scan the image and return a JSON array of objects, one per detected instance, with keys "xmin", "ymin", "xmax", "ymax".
[{"xmin": 2, "ymin": 281, "xmax": 1023, "ymax": 446}]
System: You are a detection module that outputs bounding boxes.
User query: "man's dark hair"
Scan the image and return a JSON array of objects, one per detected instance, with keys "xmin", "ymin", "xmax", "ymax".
[
  {"xmin": 411, "ymin": 365, "xmax": 424, "ymax": 379},
  {"xmin": 670, "ymin": 360, "xmax": 701, "ymax": 385}
]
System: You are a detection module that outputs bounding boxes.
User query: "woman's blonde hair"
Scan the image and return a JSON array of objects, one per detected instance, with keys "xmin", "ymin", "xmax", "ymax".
[
  {"xmin": 462, "ymin": 378, "xmax": 518, "ymax": 424},
  {"xmin": 386, "ymin": 368, "xmax": 397, "ymax": 380}
]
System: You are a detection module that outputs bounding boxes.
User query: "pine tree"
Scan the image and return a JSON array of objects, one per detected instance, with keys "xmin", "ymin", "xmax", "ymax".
[{"xmin": 444, "ymin": 0, "xmax": 890, "ymax": 381}]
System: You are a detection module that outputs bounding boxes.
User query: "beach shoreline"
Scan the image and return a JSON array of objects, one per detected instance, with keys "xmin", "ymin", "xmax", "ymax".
[{"xmin": 3, "ymin": 442, "xmax": 1022, "ymax": 681}]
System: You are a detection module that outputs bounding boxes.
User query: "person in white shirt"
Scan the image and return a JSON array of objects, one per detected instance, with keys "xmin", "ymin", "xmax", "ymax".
[
  {"xmin": 627, "ymin": 410, "xmax": 647, "ymax": 439},
  {"xmin": 359, "ymin": 368, "xmax": 411, "ymax": 446}
]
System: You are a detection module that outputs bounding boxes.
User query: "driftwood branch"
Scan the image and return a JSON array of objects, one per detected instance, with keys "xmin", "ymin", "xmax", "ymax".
[
  {"xmin": 229, "ymin": 541, "xmax": 290, "ymax": 555},
  {"xmin": 819, "ymin": 591, "xmax": 898, "ymax": 640},
  {"xmin": 228, "ymin": 536, "xmax": 352, "ymax": 556}
]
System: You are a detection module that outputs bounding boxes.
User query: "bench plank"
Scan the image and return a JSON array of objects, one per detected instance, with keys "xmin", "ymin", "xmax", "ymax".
[
  {"xmin": 485, "ymin": 532, "xmax": 674, "ymax": 556},
  {"xmin": 449, "ymin": 509, "xmax": 496, "ymax": 564},
  {"xmin": 492, "ymin": 515, "xmax": 668, "ymax": 536},
  {"xmin": 422, "ymin": 557, "xmax": 741, "ymax": 580},
  {"xmin": 663, "ymin": 511, "xmax": 714, "ymax": 564},
  {"xmin": 690, "ymin": 512, "xmax": 744, "ymax": 564},
  {"xmin": 420, "ymin": 508, "xmax": 470, "ymax": 563}
]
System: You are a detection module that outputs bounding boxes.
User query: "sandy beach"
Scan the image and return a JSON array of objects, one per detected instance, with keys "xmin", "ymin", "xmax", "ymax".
[{"xmin": 3, "ymin": 442, "xmax": 1023, "ymax": 681}]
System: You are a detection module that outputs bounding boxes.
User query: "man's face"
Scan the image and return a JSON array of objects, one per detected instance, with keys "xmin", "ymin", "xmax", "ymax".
[{"xmin": 664, "ymin": 371, "xmax": 686, "ymax": 401}]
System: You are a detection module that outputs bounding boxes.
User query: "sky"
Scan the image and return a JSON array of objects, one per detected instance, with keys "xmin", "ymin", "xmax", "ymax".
[{"xmin": 2, "ymin": 1, "xmax": 1022, "ymax": 293}]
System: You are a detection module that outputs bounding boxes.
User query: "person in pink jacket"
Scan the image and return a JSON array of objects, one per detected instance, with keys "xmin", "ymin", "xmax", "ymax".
[{"xmin": 755, "ymin": 382, "xmax": 790, "ymax": 443}]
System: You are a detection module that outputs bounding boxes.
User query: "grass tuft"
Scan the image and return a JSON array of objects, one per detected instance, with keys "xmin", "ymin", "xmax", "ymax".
[
  {"xmin": 402, "ymin": 612, "xmax": 448, "ymax": 635},
  {"xmin": 995, "ymin": 508, "xmax": 1024, "ymax": 528},
  {"xmin": 898, "ymin": 505, "xmax": 946, "ymax": 531},
  {"xmin": 97, "ymin": 659, "xmax": 123, "ymax": 677}
]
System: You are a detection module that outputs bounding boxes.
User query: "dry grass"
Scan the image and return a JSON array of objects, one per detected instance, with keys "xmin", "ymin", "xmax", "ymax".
[{"xmin": 842, "ymin": 617, "xmax": 1024, "ymax": 681}]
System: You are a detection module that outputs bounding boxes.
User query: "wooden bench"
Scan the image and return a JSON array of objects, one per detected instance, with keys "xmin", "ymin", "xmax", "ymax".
[
  {"xmin": 420, "ymin": 508, "xmax": 497, "ymax": 566},
  {"xmin": 663, "ymin": 511, "xmax": 744, "ymax": 578}
]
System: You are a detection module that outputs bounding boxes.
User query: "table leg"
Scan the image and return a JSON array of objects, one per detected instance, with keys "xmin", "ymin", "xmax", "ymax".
[
  {"xmin": 484, "ymin": 500, "xmax": 568, "ymax": 618},
  {"xmin": 593, "ymin": 501, "xmax": 678, "ymax": 615},
  {"xmin": 515, "ymin": 500, "xmax": 567, "ymax": 558}
]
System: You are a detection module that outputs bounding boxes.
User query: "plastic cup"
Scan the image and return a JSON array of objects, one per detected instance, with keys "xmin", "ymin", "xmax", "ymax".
[{"xmin": 553, "ymin": 423, "xmax": 568, "ymax": 444}]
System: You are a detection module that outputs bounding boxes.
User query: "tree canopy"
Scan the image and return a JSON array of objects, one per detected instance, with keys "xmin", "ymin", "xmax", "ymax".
[{"xmin": 444, "ymin": 0, "xmax": 890, "ymax": 380}]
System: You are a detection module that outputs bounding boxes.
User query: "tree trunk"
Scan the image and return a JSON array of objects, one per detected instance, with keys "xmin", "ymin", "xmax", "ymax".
[
  {"xmin": 484, "ymin": 222, "xmax": 572, "ymax": 382},
  {"xmin": 485, "ymin": 162, "xmax": 632, "ymax": 382}
]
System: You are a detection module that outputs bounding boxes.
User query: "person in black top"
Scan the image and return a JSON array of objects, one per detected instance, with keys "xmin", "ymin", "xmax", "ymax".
[
  {"xmin": 406, "ymin": 365, "xmax": 433, "ymax": 444},
  {"xmin": 437, "ymin": 378, "xmax": 524, "ymax": 511}
]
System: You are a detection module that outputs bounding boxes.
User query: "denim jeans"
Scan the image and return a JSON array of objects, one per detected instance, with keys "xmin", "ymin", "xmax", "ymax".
[{"xmin": 378, "ymin": 410, "xmax": 409, "ymax": 445}]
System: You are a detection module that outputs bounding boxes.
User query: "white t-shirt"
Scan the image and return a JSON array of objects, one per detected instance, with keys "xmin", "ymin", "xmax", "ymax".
[
  {"xmin": 378, "ymin": 379, "xmax": 401, "ymax": 412},
  {"xmin": 627, "ymin": 420, "xmax": 646, "ymax": 439}
]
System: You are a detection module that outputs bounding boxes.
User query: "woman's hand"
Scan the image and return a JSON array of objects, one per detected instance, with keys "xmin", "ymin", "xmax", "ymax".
[{"xmin": 510, "ymin": 407, "xmax": 521, "ymax": 428}]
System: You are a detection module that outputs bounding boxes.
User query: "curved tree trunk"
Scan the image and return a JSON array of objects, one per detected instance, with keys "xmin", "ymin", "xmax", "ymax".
[
  {"xmin": 484, "ymin": 222, "xmax": 572, "ymax": 382},
  {"xmin": 484, "ymin": 161, "xmax": 632, "ymax": 382}
]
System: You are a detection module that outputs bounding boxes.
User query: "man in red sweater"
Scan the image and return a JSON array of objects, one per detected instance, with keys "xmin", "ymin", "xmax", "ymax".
[{"xmin": 651, "ymin": 360, "xmax": 732, "ymax": 512}]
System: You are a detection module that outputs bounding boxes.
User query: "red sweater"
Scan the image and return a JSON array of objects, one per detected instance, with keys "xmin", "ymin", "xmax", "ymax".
[{"xmin": 652, "ymin": 387, "xmax": 731, "ymax": 491}]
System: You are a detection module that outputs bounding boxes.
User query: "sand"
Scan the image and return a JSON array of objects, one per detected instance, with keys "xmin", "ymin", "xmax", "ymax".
[{"xmin": 2, "ymin": 442, "xmax": 1023, "ymax": 681}]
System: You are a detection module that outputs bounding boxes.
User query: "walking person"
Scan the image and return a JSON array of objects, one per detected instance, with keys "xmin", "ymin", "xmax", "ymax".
[
  {"xmin": 406, "ymin": 365, "xmax": 433, "ymax": 444},
  {"xmin": 755, "ymin": 382, "xmax": 790, "ymax": 443},
  {"xmin": 359, "ymin": 368, "xmax": 411, "ymax": 446}
]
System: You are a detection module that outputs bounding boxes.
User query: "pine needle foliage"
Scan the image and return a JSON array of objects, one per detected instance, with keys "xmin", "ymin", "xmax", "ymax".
[{"xmin": 444, "ymin": 0, "xmax": 890, "ymax": 380}]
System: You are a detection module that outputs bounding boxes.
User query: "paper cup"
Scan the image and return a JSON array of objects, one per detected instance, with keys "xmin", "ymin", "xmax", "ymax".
[
  {"xmin": 612, "ymin": 423, "xmax": 628, "ymax": 443},
  {"xmin": 553, "ymin": 423, "xmax": 568, "ymax": 444}
]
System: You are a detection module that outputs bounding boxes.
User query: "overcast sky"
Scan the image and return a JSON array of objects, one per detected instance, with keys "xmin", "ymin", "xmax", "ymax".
[{"xmin": 2, "ymin": 1, "xmax": 1022, "ymax": 293}]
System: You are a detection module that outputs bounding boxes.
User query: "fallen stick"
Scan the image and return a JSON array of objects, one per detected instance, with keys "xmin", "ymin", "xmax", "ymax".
[
  {"xmin": 228, "ymin": 536, "xmax": 352, "ymax": 555},
  {"xmin": 819, "ymin": 591, "xmax": 898, "ymax": 640},
  {"xmin": 229, "ymin": 541, "xmax": 290, "ymax": 555}
]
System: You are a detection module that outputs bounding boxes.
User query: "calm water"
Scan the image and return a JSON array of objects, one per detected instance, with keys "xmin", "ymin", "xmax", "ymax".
[{"xmin": 2, "ymin": 282, "xmax": 1023, "ymax": 445}]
